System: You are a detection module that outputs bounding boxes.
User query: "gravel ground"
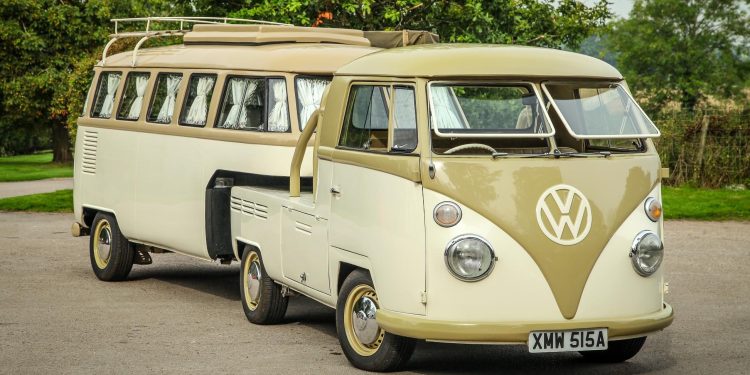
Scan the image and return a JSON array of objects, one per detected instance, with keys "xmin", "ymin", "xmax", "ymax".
[{"xmin": 0, "ymin": 213, "xmax": 748, "ymax": 374}]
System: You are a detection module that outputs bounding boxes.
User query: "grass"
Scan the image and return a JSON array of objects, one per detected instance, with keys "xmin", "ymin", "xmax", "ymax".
[
  {"xmin": 0, "ymin": 152, "xmax": 73, "ymax": 182},
  {"xmin": 0, "ymin": 189, "xmax": 73, "ymax": 212},
  {"xmin": 663, "ymin": 186, "xmax": 750, "ymax": 221},
  {"xmin": 0, "ymin": 175, "xmax": 746, "ymax": 221}
]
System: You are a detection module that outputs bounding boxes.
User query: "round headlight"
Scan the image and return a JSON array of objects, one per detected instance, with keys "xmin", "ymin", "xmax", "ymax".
[
  {"xmin": 444, "ymin": 235, "xmax": 495, "ymax": 281},
  {"xmin": 644, "ymin": 197, "xmax": 662, "ymax": 222},
  {"xmin": 434, "ymin": 201, "xmax": 462, "ymax": 227},
  {"xmin": 630, "ymin": 230, "xmax": 663, "ymax": 277}
]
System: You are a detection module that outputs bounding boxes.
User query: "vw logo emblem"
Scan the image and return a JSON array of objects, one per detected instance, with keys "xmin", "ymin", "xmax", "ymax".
[{"xmin": 536, "ymin": 184, "xmax": 592, "ymax": 246}]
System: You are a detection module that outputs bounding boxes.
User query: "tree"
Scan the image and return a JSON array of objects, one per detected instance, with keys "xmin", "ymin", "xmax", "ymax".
[
  {"xmin": 608, "ymin": 0, "xmax": 750, "ymax": 111},
  {"xmin": 231, "ymin": 0, "xmax": 611, "ymax": 49}
]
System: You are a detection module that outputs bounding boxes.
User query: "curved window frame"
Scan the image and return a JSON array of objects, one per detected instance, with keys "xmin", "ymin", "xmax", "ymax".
[
  {"xmin": 541, "ymin": 81, "xmax": 661, "ymax": 140},
  {"xmin": 427, "ymin": 80, "xmax": 556, "ymax": 139}
]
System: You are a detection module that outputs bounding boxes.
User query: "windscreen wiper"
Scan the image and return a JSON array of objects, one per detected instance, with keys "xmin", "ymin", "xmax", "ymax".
[
  {"xmin": 492, "ymin": 152, "xmax": 553, "ymax": 159},
  {"xmin": 554, "ymin": 150, "xmax": 612, "ymax": 158},
  {"xmin": 492, "ymin": 149, "xmax": 612, "ymax": 159}
]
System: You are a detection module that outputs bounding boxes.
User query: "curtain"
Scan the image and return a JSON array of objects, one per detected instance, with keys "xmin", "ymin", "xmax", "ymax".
[
  {"xmin": 297, "ymin": 78, "xmax": 328, "ymax": 129},
  {"xmin": 126, "ymin": 75, "xmax": 149, "ymax": 119},
  {"xmin": 185, "ymin": 77, "xmax": 214, "ymax": 125},
  {"xmin": 267, "ymin": 79, "xmax": 289, "ymax": 132},
  {"xmin": 157, "ymin": 75, "xmax": 182, "ymax": 123},
  {"xmin": 222, "ymin": 79, "xmax": 248, "ymax": 128},
  {"xmin": 237, "ymin": 80, "xmax": 260, "ymax": 128},
  {"xmin": 100, "ymin": 74, "xmax": 121, "ymax": 118},
  {"xmin": 430, "ymin": 86, "xmax": 466, "ymax": 129}
]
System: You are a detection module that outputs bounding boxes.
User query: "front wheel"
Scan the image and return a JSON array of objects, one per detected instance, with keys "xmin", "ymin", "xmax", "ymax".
[
  {"xmin": 336, "ymin": 270, "xmax": 416, "ymax": 372},
  {"xmin": 239, "ymin": 247, "xmax": 288, "ymax": 324},
  {"xmin": 89, "ymin": 212, "xmax": 134, "ymax": 281},
  {"xmin": 579, "ymin": 337, "xmax": 646, "ymax": 362}
]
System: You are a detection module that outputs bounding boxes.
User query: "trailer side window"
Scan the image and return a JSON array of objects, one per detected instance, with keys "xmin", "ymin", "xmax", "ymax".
[
  {"xmin": 117, "ymin": 72, "xmax": 151, "ymax": 121},
  {"xmin": 179, "ymin": 74, "xmax": 217, "ymax": 127},
  {"xmin": 296, "ymin": 76, "xmax": 331, "ymax": 130},
  {"xmin": 339, "ymin": 85, "xmax": 389, "ymax": 151},
  {"xmin": 267, "ymin": 78, "xmax": 290, "ymax": 132},
  {"xmin": 91, "ymin": 72, "xmax": 122, "ymax": 118},
  {"xmin": 216, "ymin": 77, "xmax": 290, "ymax": 132},
  {"xmin": 217, "ymin": 77, "xmax": 265, "ymax": 130},
  {"xmin": 148, "ymin": 73, "xmax": 183, "ymax": 124}
]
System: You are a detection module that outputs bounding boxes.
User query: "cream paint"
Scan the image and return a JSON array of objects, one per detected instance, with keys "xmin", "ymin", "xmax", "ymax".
[
  {"xmin": 74, "ymin": 126, "xmax": 137, "ymax": 236},
  {"xmin": 74, "ymin": 125, "xmax": 313, "ymax": 258},
  {"xmin": 422, "ymin": 186, "xmax": 664, "ymax": 323},
  {"xmin": 575, "ymin": 184, "xmax": 664, "ymax": 320},
  {"xmin": 329, "ymin": 161, "xmax": 426, "ymax": 315},
  {"xmin": 423, "ymin": 188, "xmax": 561, "ymax": 322}
]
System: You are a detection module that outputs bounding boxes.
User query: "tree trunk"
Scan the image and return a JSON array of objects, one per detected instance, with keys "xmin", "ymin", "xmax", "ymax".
[{"xmin": 52, "ymin": 122, "xmax": 72, "ymax": 163}]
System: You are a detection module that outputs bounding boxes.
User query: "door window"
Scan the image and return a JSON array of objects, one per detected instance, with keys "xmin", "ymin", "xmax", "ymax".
[{"xmin": 339, "ymin": 85, "xmax": 389, "ymax": 151}]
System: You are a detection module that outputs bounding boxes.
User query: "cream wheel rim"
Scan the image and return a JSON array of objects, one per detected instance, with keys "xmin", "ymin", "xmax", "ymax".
[
  {"xmin": 344, "ymin": 284, "xmax": 385, "ymax": 357},
  {"xmin": 243, "ymin": 251, "xmax": 261, "ymax": 311},
  {"xmin": 93, "ymin": 220, "xmax": 112, "ymax": 269}
]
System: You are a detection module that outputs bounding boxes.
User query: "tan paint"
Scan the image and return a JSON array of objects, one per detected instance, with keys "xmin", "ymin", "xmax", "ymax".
[
  {"xmin": 184, "ymin": 24, "xmax": 371, "ymax": 46},
  {"xmin": 102, "ymin": 43, "xmax": 380, "ymax": 73},
  {"xmin": 376, "ymin": 303, "xmax": 674, "ymax": 342},
  {"xmin": 422, "ymin": 154, "xmax": 661, "ymax": 319},
  {"xmin": 337, "ymin": 44, "xmax": 623, "ymax": 79},
  {"xmin": 291, "ymin": 110, "xmax": 319, "ymax": 197},
  {"xmin": 331, "ymin": 148, "xmax": 421, "ymax": 183}
]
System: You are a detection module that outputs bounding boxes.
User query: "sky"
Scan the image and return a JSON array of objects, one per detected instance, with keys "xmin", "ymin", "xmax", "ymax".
[{"xmin": 580, "ymin": 0, "xmax": 634, "ymax": 18}]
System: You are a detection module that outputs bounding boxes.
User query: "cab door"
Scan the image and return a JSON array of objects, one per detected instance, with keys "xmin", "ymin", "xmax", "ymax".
[{"xmin": 329, "ymin": 84, "xmax": 426, "ymax": 316}]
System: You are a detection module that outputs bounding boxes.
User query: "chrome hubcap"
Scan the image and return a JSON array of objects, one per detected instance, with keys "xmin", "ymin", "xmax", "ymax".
[
  {"xmin": 247, "ymin": 261, "xmax": 261, "ymax": 301},
  {"xmin": 97, "ymin": 227, "xmax": 112, "ymax": 263},
  {"xmin": 352, "ymin": 296, "xmax": 379, "ymax": 345}
]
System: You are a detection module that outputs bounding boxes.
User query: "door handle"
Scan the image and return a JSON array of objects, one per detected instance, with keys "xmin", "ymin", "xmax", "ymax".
[{"xmin": 330, "ymin": 186, "xmax": 341, "ymax": 195}]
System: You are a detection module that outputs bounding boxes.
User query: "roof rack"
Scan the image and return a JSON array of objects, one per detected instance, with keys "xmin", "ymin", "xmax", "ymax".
[{"xmin": 101, "ymin": 16, "xmax": 293, "ymax": 67}]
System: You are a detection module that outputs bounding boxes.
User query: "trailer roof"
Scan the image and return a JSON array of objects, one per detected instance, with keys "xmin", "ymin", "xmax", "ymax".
[{"xmin": 101, "ymin": 42, "xmax": 380, "ymax": 74}]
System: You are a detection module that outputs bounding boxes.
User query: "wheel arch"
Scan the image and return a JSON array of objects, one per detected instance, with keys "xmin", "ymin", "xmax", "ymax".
[{"xmin": 82, "ymin": 206, "xmax": 116, "ymax": 228}]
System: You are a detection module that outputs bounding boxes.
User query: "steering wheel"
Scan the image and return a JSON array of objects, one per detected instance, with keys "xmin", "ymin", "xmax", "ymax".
[{"xmin": 443, "ymin": 143, "xmax": 497, "ymax": 155}]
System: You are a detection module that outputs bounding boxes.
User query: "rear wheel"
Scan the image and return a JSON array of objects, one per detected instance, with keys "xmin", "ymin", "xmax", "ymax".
[
  {"xmin": 579, "ymin": 337, "xmax": 646, "ymax": 362},
  {"xmin": 239, "ymin": 247, "xmax": 288, "ymax": 324},
  {"xmin": 336, "ymin": 270, "xmax": 416, "ymax": 372},
  {"xmin": 89, "ymin": 212, "xmax": 134, "ymax": 281}
]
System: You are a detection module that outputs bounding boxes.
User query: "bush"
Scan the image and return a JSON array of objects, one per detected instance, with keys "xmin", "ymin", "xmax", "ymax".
[{"xmin": 654, "ymin": 108, "xmax": 750, "ymax": 188}]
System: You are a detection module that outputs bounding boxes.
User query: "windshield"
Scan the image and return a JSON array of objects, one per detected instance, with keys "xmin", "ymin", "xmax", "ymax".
[
  {"xmin": 429, "ymin": 83, "xmax": 554, "ymax": 138},
  {"xmin": 542, "ymin": 83, "xmax": 659, "ymax": 139}
]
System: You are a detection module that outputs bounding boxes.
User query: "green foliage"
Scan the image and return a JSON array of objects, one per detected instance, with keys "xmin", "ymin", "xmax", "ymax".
[
  {"xmin": 662, "ymin": 186, "xmax": 750, "ymax": 221},
  {"xmin": 0, "ymin": 189, "xmax": 72, "ymax": 212},
  {"xmin": 0, "ymin": 1, "xmax": 226, "ymax": 160},
  {"xmin": 655, "ymin": 109, "xmax": 750, "ymax": 188},
  {"xmin": 231, "ymin": 0, "xmax": 611, "ymax": 48},
  {"xmin": 0, "ymin": 151, "xmax": 72, "ymax": 182},
  {"xmin": 608, "ymin": 0, "xmax": 750, "ymax": 111}
]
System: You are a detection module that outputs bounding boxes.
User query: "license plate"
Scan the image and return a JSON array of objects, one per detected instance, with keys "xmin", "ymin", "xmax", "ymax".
[{"xmin": 528, "ymin": 328, "xmax": 608, "ymax": 353}]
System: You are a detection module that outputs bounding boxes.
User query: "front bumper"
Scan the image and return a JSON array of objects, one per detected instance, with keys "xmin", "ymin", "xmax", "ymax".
[{"xmin": 376, "ymin": 303, "xmax": 673, "ymax": 343}]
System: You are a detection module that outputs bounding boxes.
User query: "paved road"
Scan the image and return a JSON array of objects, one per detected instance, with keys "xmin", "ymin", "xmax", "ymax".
[
  {"xmin": 0, "ymin": 213, "xmax": 748, "ymax": 374},
  {"xmin": 0, "ymin": 178, "xmax": 73, "ymax": 198}
]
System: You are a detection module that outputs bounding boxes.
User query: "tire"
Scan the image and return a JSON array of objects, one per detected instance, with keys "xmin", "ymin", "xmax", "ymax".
[
  {"xmin": 89, "ymin": 212, "xmax": 134, "ymax": 281},
  {"xmin": 579, "ymin": 337, "xmax": 646, "ymax": 363},
  {"xmin": 336, "ymin": 270, "xmax": 416, "ymax": 372},
  {"xmin": 239, "ymin": 247, "xmax": 288, "ymax": 324}
]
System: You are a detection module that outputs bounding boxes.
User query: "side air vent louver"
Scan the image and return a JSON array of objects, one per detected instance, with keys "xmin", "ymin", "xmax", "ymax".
[
  {"xmin": 81, "ymin": 131, "xmax": 98, "ymax": 175},
  {"xmin": 230, "ymin": 196, "xmax": 268, "ymax": 221}
]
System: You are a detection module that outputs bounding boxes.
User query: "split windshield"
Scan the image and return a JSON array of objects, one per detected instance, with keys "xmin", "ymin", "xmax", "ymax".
[
  {"xmin": 429, "ymin": 83, "xmax": 554, "ymax": 137},
  {"xmin": 542, "ymin": 83, "xmax": 659, "ymax": 138}
]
